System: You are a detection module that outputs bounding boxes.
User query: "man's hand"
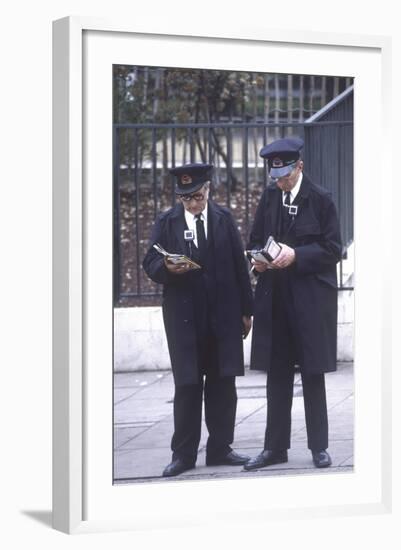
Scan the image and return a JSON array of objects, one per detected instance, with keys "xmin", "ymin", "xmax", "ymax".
[
  {"xmin": 271, "ymin": 243, "xmax": 296, "ymax": 269},
  {"xmin": 164, "ymin": 258, "xmax": 192, "ymax": 274},
  {"xmin": 251, "ymin": 259, "xmax": 271, "ymax": 272},
  {"xmin": 242, "ymin": 316, "xmax": 252, "ymax": 339},
  {"xmin": 251, "ymin": 244, "xmax": 296, "ymax": 271}
]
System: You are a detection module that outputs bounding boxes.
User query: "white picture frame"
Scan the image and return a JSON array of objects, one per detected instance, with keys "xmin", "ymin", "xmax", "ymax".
[{"xmin": 52, "ymin": 16, "xmax": 392, "ymax": 534}]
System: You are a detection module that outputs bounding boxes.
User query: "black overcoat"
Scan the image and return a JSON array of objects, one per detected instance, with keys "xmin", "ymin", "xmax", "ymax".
[
  {"xmin": 143, "ymin": 200, "xmax": 253, "ymax": 386},
  {"xmin": 248, "ymin": 174, "xmax": 342, "ymax": 375}
]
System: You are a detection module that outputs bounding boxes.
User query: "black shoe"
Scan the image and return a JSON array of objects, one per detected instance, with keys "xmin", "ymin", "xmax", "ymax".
[
  {"xmin": 312, "ymin": 450, "xmax": 332, "ymax": 468},
  {"xmin": 162, "ymin": 458, "xmax": 195, "ymax": 477},
  {"xmin": 206, "ymin": 450, "xmax": 250, "ymax": 466},
  {"xmin": 243, "ymin": 450, "xmax": 288, "ymax": 471}
]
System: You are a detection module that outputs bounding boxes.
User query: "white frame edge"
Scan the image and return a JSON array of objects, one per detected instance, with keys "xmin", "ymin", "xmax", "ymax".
[
  {"xmin": 53, "ymin": 16, "xmax": 83, "ymax": 533},
  {"xmin": 52, "ymin": 15, "xmax": 392, "ymax": 534}
]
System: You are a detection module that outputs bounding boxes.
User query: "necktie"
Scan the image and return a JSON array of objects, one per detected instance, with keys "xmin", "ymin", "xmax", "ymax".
[
  {"xmin": 195, "ymin": 213, "xmax": 207, "ymax": 264},
  {"xmin": 284, "ymin": 191, "xmax": 291, "ymax": 206}
]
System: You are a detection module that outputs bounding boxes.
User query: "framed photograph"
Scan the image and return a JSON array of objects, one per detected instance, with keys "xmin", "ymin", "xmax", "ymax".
[
  {"xmin": 53, "ymin": 16, "xmax": 392, "ymax": 534},
  {"xmin": 111, "ymin": 64, "xmax": 354, "ymax": 484}
]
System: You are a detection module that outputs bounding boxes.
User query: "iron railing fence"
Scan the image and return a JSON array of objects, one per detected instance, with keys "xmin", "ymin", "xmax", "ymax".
[{"xmin": 113, "ymin": 120, "xmax": 353, "ymax": 306}]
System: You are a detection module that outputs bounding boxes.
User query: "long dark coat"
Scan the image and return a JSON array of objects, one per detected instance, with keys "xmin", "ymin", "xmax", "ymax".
[
  {"xmin": 248, "ymin": 174, "xmax": 342, "ymax": 375},
  {"xmin": 143, "ymin": 200, "xmax": 253, "ymax": 386}
]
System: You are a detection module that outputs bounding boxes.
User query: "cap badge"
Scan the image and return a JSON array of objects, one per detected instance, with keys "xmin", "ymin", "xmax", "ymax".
[{"xmin": 181, "ymin": 174, "xmax": 192, "ymax": 185}]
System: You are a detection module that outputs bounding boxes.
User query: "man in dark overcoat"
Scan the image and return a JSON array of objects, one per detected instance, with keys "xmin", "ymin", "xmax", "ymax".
[
  {"xmin": 143, "ymin": 163, "xmax": 253, "ymax": 477},
  {"xmin": 243, "ymin": 137, "xmax": 342, "ymax": 471}
]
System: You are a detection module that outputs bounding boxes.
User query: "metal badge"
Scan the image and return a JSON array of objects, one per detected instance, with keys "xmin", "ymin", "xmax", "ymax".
[
  {"xmin": 288, "ymin": 204, "xmax": 298, "ymax": 216},
  {"xmin": 184, "ymin": 229, "xmax": 194, "ymax": 241}
]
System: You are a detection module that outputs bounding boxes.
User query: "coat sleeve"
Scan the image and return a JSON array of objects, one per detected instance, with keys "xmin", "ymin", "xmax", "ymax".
[
  {"xmin": 246, "ymin": 188, "xmax": 269, "ymax": 278},
  {"xmin": 294, "ymin": 194, "xmax": 343, "ymax": 275},
  {"xmin": 247, "ymin": 188, "xmax": 268, "ymax": 250},
  {"xmin": 226, "ymin": 212, "xmax": 254, "ymax": 317},
  {"xmin": 142, "ymin": 213, "xmax": 177, "ymax": 285}
]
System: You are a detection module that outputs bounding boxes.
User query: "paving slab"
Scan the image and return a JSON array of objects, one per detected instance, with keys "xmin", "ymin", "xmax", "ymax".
[
  {"xmin": 114, "ymin": 395, "xmax": 173, "ymax": 424},
  {"xmin": 235, "ymin": 397, "xmax": 268, "ymax": 420},
  {"xmin": 113, "ymin": 387, "xmax": 138, "ymax": 404},
  {"xmin": 121, "ymin": 422, "xmax": 176, "ymax": 450},
  {"xmin": 326, "ymin": 389, "xmax": 354, "ymax": 407},
  {"xmin": 114, "ymin": 425, "xmax": 151, "ymax": 449},
  {"xmin": 114, "ymin": 371, "xmax": 169, "ymax": 389},
  {"xmin": 338, "ymin": 454, "xmax": 354, "ymax": 467},
  {"xmin": 114, "ymin": 447, "xmax": 169, "ymax": 480}
]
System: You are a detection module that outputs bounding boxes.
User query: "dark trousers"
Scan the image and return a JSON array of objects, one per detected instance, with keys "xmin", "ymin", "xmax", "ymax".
[
  {"xmin": 171, "ymin": 330, "xmax": 237, "ymax": 464},
  {"xmin": 171, "ymin": 374, "xmax": 237, "ymax": 464},
  {"xmin": 264, "ymin": 367, "xmax": 328, "ymax": 452},
  {"xmin": 264, "ymin": 270, "xmax": 329, "ymax": 452}
]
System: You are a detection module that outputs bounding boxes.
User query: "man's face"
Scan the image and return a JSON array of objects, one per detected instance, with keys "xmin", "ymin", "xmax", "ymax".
[
  {"xmin": 274, "ymin": 160, "xmax": 303, "ymax": 192},
  {"xmin": 179, "ymin": 183, "xmax": 210, "ymax": 216}
]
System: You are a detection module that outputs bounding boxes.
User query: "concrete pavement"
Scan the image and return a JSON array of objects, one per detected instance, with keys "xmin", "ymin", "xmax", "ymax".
[{"xmin": 114, "ymin": 363, "xmax": 354, "ymax": 483}]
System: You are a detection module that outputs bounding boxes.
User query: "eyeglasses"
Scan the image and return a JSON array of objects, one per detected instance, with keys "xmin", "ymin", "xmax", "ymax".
[{"xmin": 180, "ymin": 192, "xmax": 205, "ymax": 202}]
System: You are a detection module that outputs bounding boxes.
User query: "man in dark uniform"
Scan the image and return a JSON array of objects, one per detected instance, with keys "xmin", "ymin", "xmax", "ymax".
[
  {"xmin": 143, "ymin": 163, "xmax": 253, "ymax": 477},
  {"xmin": 243, "ymin": 137, "xmax": 342, "ymax": 471}
]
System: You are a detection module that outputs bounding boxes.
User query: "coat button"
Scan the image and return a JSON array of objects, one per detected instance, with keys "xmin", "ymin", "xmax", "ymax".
[{"xmin": 183, "ymin": 319, "xmax": 189, "ymax": 323}]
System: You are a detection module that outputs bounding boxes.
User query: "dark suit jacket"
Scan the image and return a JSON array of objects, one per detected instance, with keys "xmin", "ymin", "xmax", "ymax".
[
  {"xmin": 247, "ymin": 174, "xmax": 342, "ymax": 375},
  {"xmin": 143, "ymin": 200, "xmax": 253, "ymax": 386}
]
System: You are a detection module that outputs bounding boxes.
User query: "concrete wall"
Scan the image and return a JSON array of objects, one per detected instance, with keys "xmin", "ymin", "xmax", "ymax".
[
  {"xmin": 114, "ymin": 289, "xmax": 354, "ymax": 372},
  {"xmin": 337, "ymin": 284, "xmax": 354, "ymax": 362}
]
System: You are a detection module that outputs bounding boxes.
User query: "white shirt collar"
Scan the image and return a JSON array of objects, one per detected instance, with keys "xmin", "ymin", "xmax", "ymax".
[
  {"xmin": 184, "ymin": 202, "xmax": 208, "ymax": 244},
  {"xmin": 282, "ymin": 172, "xmax": 303, "ymax": 204}
]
